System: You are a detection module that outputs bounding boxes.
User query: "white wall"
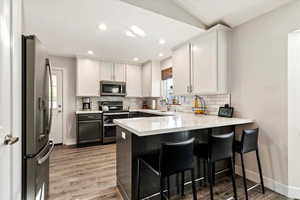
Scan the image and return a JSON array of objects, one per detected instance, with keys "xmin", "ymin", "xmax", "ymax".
[
  {"xmin": 49, "ymin": 56, "xmax": 77, "ymax": 145},
  {"xmin": 231, "ymin": 0, "xmax": 300, "ymax": 197},
  {"xmin": 288, "ymin": 31, "xmax": 300, "ymax": 197}
]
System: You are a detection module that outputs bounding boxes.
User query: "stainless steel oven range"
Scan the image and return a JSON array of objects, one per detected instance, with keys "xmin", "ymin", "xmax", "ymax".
[{"xmin": 99, "ymin": 101, "xmax": 129, "ymax": 144}]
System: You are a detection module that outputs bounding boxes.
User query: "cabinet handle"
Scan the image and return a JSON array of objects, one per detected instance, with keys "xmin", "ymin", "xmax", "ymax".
[{"xmin": 187, "ymin": 86, "xmax": 189, "ymax": 93}]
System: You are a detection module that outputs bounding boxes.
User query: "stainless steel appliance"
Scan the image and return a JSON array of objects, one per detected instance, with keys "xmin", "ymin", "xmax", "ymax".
[
  {"xmin": 77, "ymin": 113, "xmax": 103, "ymax": 146},
  {"xmin": 100, "ymin": 81, "xmax": 126, "ymax": 96},
  {"xmin": 99, "ymin": 101, "xmax": 129, "ymax": 144},
  {"xmin": 82, "ymin": 97, "xmax": 91, "ymax": 110},
  {"xmin": 22, "ymin": 35, "xmax": 54, "ymax": 200}
]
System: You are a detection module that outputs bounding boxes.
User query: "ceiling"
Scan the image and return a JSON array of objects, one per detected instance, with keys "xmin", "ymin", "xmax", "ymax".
[
  {"xmin": 172, "ymin": 0, "xmax": 293, "ymax": 27},
  {"xmin": 23, "ymin": 0, "xmax": 203, "ymax": 64}
]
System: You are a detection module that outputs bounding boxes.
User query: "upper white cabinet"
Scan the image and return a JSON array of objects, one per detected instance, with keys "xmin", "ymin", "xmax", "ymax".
[
  {"xmin": 76, "ymin": 58, "xmax": 100, "ymax": 96},
  {"xmin": 142, "ymin": 61, "xmax": 161, "ymax": 97},
  {"xmin": 99, "ymin": 61, "xmax": 114, "ymax": 81},
  {"xmin": 172, "ymin": 24, "xmax": 231, "ymax": 95},
  {"xmin": 99, "ymin": 62, "xmax": 126, "ymax": 82},
  {"xmin": 172, "ymin": 44, "xmax": 191, "ymax": 95},
  {"xmin": 126, "ymin": 64, "xmax": 142, "ymax": 97},
  {"xmin": 114, "ymin": 63, "xmax": 126, "ymax": 82}
]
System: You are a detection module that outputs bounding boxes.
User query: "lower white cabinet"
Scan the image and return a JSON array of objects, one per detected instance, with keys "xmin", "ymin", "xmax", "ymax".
[
  {"xmin": 142, "ymin": 61, "xmax": 161, "ymax": 97},
  {"xmin": 76, "ymin": 58, "xmax": 100, "ymax": 96},
  {"xmin": 126, "ymin": 64, "xmax": 142, "ymax": 97}
]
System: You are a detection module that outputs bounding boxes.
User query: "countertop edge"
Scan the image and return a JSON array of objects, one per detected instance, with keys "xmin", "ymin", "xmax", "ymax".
[{"xmin": 114, "ymin": 118, "xmax": 254, "ymax": 137}]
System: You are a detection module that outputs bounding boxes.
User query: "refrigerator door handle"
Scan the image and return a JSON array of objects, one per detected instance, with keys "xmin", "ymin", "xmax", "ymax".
[
  {"xmin": 37, "ymin": 140, "xmax": 54, "ymax": 165},
  {"xmin": 46, "ymin": 58, "xmax": 53, "ymax": 134}
]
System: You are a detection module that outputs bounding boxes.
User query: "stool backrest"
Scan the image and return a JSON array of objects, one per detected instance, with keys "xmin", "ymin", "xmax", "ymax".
[
  {"xmin": 210, "ymin": 132, "xmax": 234, "ymax": 162},
  {"xmin": 160, "ymin": 138, "xmax": 195, "ymax": 176},
  {"xmin": 241, "ymin": 128, "xmax": 259, "ymax": 153}
]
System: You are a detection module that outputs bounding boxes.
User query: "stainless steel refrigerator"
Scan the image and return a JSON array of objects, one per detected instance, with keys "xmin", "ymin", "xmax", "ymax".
[{"xmin": 22, "ymin": 35, "xmax": 54, "ymax": 200}]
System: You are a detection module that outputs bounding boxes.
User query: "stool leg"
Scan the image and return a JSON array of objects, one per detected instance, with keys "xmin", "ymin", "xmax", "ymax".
[
  {"xmin": 256, "ymin": 149, "xmax": 265, "ymax": 194},
  {"xmin": 208, "ymin": 161, "xmax": 214, "ymax": 200},
  {"xmin": 212, "ymin": 163, "xmax": 216, "ymax": 185},
  {"xmin": 181, "ymin": 171, "xmax": 185, "ymax": 196},
  {"xmin": 167, "ymin": 176, "xmax": 170, "ymax": 199},
  {"xmin": 240, "ymin": 153, "xmax": 248, "ymax": 200},
  {"xmin": 137, "ymin": 159, "xmax": 141, "ymax": 200},
  {"xmin": 191, "ymin": 169, "xmax": 197, "ymax": 200},
  {"xmin": 230, "ymin": 158, "xmax": 238, "ymax": 200},
  {"xmin": 176, "ymin": 174, "xmax": 180, "ymax": 194},
  {"xmin": 160, "ymin": 176, "xmax": 165, "ymax": 200},
  {"xmin": 203, "ymin": 159, "xmax": 207, "ymax": 185}
]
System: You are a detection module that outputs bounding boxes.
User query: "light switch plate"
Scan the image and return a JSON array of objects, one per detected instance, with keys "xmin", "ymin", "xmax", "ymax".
[{"xmin": 121, "ymin": 131, "xmax": 126, "ymax": 139}]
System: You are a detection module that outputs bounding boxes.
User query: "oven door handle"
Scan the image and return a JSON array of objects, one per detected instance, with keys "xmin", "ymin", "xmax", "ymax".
[
  {"xmin": 104, "ymin": 124, "xmax": 117, "ymax": 127},
  {"xmin": 37, "ymin": 140, "xmax": 54, "ymax": 165},
  {"xmin": 103, "ymin": 112, "xmax": 129, "ymax": 116}
]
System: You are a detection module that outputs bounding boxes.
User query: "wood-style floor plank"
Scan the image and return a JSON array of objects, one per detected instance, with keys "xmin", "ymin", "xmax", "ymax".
[{"xmin": 49, "ymin": 144, "xmax": 288, "ymax": 200}]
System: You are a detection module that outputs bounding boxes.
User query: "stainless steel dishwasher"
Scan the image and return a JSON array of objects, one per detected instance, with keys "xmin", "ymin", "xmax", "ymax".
[{"xmin": 76, "ymin": 113, "xmax": 103, "ymax": 146}]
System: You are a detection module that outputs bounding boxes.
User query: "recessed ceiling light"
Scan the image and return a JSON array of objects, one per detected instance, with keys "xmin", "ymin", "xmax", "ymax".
[
  {"xmin": 131, "ymin": 25, "xmax": 146, "ymax": 37},
  {"xmin": 126, "ymin": 30, "xmax": 136, "ymax": 38},
  {"xmin": 98, "ymin": 23, "xmax": 107, "ymax": 31},
  {"xmin": 88, "ymin": 50, "xmax": 94, "ymax": 55},
  {"xmin": 133, "ymin": 57, "xmax": 139, "ymax": 61},
  {"xmin": 159, "ymin": 39, "xmax": 166, "ymax": 45},
  {"xmin": 159, "ymin": 53, "xmax": 164, "ymax": 57}
]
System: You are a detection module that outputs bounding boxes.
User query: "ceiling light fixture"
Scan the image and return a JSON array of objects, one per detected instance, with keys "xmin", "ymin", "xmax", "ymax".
[
  {"xmin": 88, "ymin": 50, "xmax": 94, "ymax": 55},
  {"xmin": 159, "ymin": 53, "xmax": 164, "ymax": 57},
  {"xmin": 131, "ymin": 25, "xmax": 146, "ymax": 37},
  {"xmin": 98, "ymin": 23, "xmax": 107, "ymax": 31},
  {"xmin": 133, "ymin": 57, "xmax": 139, "ymax": 61},
  {"xmin": 126, "ymin": 30, "xmax": 136, "ymax": 37},
  {"xmin": 159, "ymin": 39, "xmax": 166, "ymax": 45}
]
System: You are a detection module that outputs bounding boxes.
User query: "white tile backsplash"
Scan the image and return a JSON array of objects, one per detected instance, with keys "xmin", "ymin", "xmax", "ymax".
[{"xmin": 76, "ymin": 94, "xmax": 230, "ymax": 116}]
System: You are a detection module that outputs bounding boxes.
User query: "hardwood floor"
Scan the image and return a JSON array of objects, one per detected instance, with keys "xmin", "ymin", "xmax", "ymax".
[{"xmin": 49, "ymin": 144, "xmax": 288, "ymax": 200}]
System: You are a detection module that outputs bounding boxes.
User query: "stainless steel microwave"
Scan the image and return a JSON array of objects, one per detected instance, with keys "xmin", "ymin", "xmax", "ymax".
[{"xmin": 100, "ymin": 81, "xmax": 126, "ymax": 96}]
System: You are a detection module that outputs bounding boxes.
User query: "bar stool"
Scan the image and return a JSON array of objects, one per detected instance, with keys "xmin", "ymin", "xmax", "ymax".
[
  {"xmin": 137, "ymin": 138, "xmax": 197, "ymax": 200},
  {"xmin": 194, "ymin": 132, "xmax": 237, "ymax": 200},
  {"xmin": 234, "ymin": 128, "xmax": 265, "ymax": 200}
]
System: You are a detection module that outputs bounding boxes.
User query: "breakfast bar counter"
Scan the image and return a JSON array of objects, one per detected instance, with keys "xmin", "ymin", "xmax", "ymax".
[{"xmin": 114, "ymin": 113, "xmax": 253, "ymax": 200}]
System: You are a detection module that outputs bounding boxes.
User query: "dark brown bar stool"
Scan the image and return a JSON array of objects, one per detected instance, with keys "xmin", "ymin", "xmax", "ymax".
[
  {"xmin": 234, "ymin": 128, "xmax": 265, "ymax": 200},
  {"xmin": 194, "ymin": 132, "xmax": 238, "ymax": 200},
  {"xmin": 137, "ymin": 138, "xmax": 197, "ymax": 200}
]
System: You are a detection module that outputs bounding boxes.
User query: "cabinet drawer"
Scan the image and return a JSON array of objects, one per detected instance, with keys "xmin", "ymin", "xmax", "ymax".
[{"xmin": 78, "ymin": 113, "xmax": 102, "ymax": 121}]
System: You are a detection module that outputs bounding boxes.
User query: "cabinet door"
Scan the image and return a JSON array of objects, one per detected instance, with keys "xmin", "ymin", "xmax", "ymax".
[
  {"xmin": 126, "ymin": 64, "xmax": 142, "ymax": 97},
  {"xmin": 142, "ymin": 62, "xmax": 152, "ymax": 97},
  {"xmin": 114, "ymin": 63, "xmax": 126, "ymax": 82},
  {"xmin": 172, "ymin": 44, "xmax": 191, "ymax": 95},
  {"xmin": 151, "ymin": 61, "xmax": 161, "ymax": 97},
  {"xmin": 76, "ymin": 58, "xmax": 100, "ymax": 96},
  {"xmin": 100, "ymin": 61, "xmax": 113, "ymax": 81},
  {"xmin": 191, "ymin": 31, "xmax": 218, "ymax": 94}
]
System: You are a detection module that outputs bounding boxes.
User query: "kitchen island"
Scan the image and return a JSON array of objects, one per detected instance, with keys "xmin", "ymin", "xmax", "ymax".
[{"xmin": 114, "ymin": 113, "xmax": 253, "ymax": 200}]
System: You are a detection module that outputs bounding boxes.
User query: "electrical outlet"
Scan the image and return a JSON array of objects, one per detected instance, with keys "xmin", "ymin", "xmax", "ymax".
[{"xmin": 121, "ymin": 131, "xmax": 126, "ymax": 139}]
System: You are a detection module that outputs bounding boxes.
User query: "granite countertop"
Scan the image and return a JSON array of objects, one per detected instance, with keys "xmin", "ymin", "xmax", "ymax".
[
  {"xmin": 75, "ymin": 110, "xmax": 103, "ymax": 114},
  {"xmin": 114, "ymin": 113, "xmax": 254, "ymax": 137}
]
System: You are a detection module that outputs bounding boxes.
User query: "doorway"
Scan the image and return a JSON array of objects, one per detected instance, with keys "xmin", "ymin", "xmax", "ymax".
[{"xmin": 50, "ymin": 68, "xmax": 63, "ymax": 144}]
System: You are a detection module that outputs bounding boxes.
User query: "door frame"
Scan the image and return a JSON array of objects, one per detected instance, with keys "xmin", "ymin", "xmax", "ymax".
[{"xmin": 52, "ymin": 67, "xmax": 64, "ymax": 144}]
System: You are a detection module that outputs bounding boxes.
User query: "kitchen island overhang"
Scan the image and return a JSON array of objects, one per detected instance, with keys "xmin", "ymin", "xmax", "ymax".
[{"xmin": 114, "ymin": 114, "xmax": 253, "ymax": 200}]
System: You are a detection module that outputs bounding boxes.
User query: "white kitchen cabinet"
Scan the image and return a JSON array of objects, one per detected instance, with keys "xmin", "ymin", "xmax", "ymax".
[
  {"xmin": 114, "ymin": 63, "xmax": 126, "ymax": 82},
  {"xmin": 99, "ymin": 61, "xmax": 114, "ymax": 81},
  {"xmin": 76, "ymin": 58, "xmax": 100, "ymax": 96},
  {"xmin": 172, "ymin": 44, "xmax": 191, "ymax": 95},
  {"xmin": 99, "ymin": 62, "xmax": 126, "ymax": 82},
  {"xmin": 172, "ymin": 24, "xmax": 231, "ymax": 95},
  {"xmin": 191, "ymin": 30, "xmax": 218, "ymax": 94},
  {"xmin": 142, "ymin": 61, "xmax": 161, "ymax": 97},
  {"xmin": 126, "ymin": 64, "xmax": 142, "ymax": 97}
]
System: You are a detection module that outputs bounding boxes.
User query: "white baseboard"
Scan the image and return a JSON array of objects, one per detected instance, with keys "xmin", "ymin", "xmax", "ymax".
[
  {"xmin": 235, "ymin": 165, "xmax": 300, "ymax": 198},
  {"xmin": 63, "ymin": 138, "xmax": 76, "ymax": 146}
]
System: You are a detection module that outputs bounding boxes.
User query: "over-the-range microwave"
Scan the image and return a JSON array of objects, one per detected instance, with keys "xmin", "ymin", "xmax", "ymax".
[{"xmin": 100, "ymin": 80, "xmax": 126, "ymax": 96}]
